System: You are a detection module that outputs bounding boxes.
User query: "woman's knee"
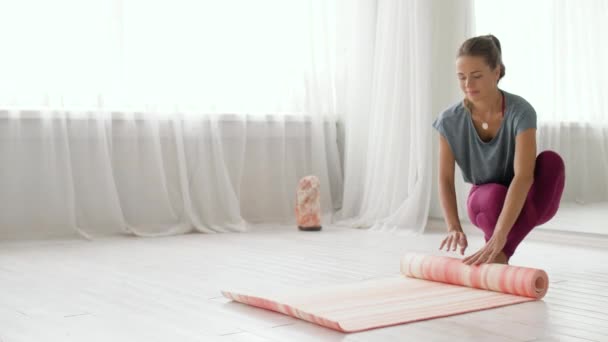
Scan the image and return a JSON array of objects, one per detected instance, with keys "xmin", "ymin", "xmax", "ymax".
[
  {"xmin": 532, "ymin": 150, "xmax": 566, "ymax": 225},
  {"xmin": 536, "ymin": 151, "xmax": 565, "ymax": 176},
  {"xmin": 467, "ymin": 184, "xmax": 508, "ymax": 229}
]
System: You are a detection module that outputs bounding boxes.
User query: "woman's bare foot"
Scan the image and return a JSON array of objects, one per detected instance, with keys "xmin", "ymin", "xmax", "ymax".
[{"xmin": 492, "ymin": 252, "xmax": 509, "ymax": 264}]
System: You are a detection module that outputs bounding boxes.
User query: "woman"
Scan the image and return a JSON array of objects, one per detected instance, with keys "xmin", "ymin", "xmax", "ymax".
[{"xmin": 433, "ymin": 35, "xmax": 565, "ymax": 265}]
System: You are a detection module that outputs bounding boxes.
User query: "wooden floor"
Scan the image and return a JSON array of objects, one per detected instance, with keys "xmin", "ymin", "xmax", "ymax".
[
  {"xmin": 1, "ymin": 225, "xmax": 608, "ymax": 342},
  {"xmin": 538, "ymin": 201, "xmax": 608, "ymax": 236}
]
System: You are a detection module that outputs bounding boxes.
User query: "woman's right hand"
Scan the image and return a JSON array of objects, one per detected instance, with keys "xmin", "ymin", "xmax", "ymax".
[{"xmin": 439, "ymin": 228, "xmax": 468, "ymax": 255}]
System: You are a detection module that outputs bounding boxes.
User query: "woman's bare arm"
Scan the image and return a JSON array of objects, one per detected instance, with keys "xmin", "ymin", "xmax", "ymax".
[
  {"xmin": 438, "ymin": 135, "xmax": 469, "ymax": 255},
  {"xmin": 438, "ymin": 135, "xmax": 461, "ymax": 232},
  {"xmin": 494, "ymin": 128, "xmax": 537, "ymax": 237}
]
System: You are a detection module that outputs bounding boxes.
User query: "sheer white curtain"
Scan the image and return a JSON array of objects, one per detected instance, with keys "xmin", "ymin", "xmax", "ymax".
[
  {"xmin": 0, "ymin": 0, "xmax": 342, "ymax": 239},
  {"xmin": 336, "ymin": 0, "xmax": 472, "ymax": 233},
  {"xmin": 473, "ymin": 0, "xmax": 608, "ymax": 205}
]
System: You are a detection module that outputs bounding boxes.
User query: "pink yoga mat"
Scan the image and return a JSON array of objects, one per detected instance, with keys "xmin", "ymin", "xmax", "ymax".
[{"xmin": 222, "ymin": 253, "xmax": 549, "ymax": 333}]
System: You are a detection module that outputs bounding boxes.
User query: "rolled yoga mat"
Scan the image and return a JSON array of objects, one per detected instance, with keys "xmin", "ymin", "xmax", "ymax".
[{"xmin": 222, "ymin": 253, "xmax": 549, "ymax": 333}]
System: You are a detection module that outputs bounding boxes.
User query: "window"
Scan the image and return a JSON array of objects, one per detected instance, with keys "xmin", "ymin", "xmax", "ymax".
[
  {"xmin": 0, "ymin": 0, "xmax": 336, "ymax": 114},
  {"xmin": 474, "ymin": 0, "xmax": 608, "ymax": 124}
]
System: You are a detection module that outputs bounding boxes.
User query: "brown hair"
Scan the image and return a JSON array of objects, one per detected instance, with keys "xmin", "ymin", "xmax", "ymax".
[{"xmin": 458, "ymin": 34, "xmax": 505, "ymax": 81}]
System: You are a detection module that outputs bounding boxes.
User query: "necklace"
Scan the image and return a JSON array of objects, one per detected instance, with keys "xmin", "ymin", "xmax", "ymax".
[{"xmin": 481, "ymin": 92, "xmax": 505, "ymax": 130}]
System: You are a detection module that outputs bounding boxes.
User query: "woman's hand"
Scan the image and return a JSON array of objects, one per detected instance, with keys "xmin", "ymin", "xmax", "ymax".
[
  {"xmin": 439, "ymin": 228, "xmax": 468, "ymax": 255},
  {"xmin": 463, "ymin": 232, "xmax": 507, "ymax": 265}
]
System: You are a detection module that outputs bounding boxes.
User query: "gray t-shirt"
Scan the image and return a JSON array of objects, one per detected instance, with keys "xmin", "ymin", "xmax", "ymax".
[{"xmin": 432, "ymin": 90, "xmax": 537, "ymax": 186}]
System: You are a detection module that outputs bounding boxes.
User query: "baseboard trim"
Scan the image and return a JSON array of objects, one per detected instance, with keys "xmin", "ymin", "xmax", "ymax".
[{"xmin": 425, "ymin": 218, "xmax": 608, "ymax": 249}]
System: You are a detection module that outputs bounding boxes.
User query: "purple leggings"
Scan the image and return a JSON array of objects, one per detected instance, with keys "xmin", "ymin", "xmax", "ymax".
[{"xmin": 466, "ymin": 151, "xmax": 565, "ymax": 258}]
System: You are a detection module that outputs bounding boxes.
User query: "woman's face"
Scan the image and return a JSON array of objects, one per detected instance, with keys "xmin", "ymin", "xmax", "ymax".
[{"xmin": 456, "ymin": 55, "xmax": 500, "ymax": 103}]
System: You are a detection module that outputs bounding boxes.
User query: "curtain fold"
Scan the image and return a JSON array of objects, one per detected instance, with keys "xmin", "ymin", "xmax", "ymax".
[{"xmin": 337, "ymin": 0, "xmax": 473, "ymax": 233}]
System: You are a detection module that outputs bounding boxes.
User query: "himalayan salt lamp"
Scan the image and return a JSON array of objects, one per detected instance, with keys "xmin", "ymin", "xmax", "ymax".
[{"xmin": 295, "ymin": 175, "xmax": 322, "ymax": 231}]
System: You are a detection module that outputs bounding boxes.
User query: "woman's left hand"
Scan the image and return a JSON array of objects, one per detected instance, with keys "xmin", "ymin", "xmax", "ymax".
[{"xmin": 462, "ymin": 232, "xmax": 508, "ymax": 265}]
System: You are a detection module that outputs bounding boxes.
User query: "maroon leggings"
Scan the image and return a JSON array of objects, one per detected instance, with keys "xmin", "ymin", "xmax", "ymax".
[{"xmin": 466, "ymin": 151, "xmax": 565, "ymax": 258}]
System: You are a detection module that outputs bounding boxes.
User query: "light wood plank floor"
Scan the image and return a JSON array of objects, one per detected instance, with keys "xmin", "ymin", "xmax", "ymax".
[
  {"xmin": 538, "ymin": 201, "xmax": 608, "ymax": 236},
  {"xmin": 1, "ymin": 225, "xmax": 607, "ymax": 342}
]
